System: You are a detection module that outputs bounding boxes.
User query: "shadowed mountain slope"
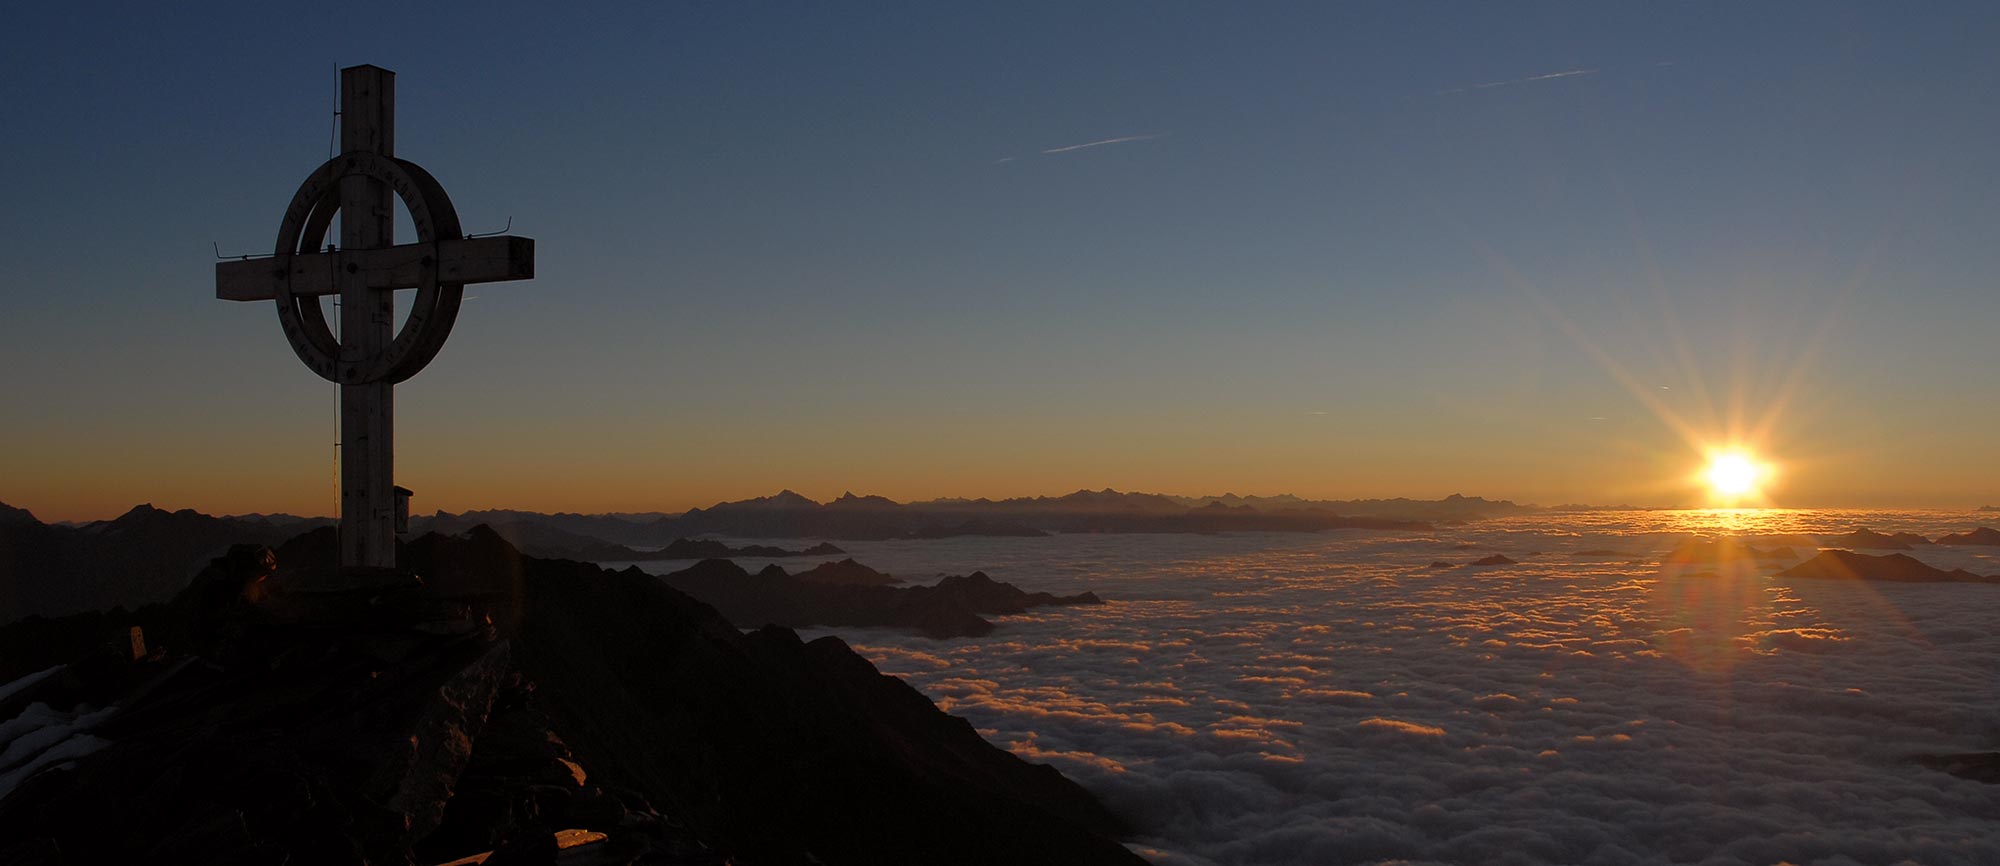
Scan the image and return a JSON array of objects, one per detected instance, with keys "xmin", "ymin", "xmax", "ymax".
[
  {"xmin": 0, "ymin": 503, "xmax": 325, "ymax": 624},
  {"xmin": 1933, "ymin": 527, "xmax": 2000, "ymax": 546},
  {"xmin": 1777, "ymin": 549, "xmax": 1997, "ymax": 583},
  {"xmin": 0, "ymin": 529, "xmax": 1143, "ymax": 866}
]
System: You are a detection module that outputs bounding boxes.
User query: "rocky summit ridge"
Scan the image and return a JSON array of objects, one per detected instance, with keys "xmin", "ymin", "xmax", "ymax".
[{"xmin": 0, "ymin": 528, "xmax": 1143, "ymax": 866}]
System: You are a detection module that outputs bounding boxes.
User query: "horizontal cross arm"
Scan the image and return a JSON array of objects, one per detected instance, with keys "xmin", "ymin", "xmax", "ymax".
[{"xmin": 216, "ymin": 235, "xmax": 535, "ymax": 302}]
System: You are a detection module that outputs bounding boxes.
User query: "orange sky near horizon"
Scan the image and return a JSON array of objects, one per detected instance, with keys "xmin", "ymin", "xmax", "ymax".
[
  {"xmin": 7, "ymin": 7, "xmax": 2000, "ymax": 525},
  {"xmin": 8, "ymin": 387, "xmax": 1993, "ymax": 523},
  {"xmin": 9, "ymin": 269, "xmax": 1995, "ymax": 524}
]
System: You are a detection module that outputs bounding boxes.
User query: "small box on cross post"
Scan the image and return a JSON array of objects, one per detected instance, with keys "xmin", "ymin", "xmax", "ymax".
[{"xmin": 394, "ymin": 486, "xmax": 413, "ymax": 535}]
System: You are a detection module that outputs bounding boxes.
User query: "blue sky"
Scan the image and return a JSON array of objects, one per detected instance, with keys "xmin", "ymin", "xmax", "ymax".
[{"xmin": 4, "ymin": 3, "xmax": 1999, "ymax": 518}]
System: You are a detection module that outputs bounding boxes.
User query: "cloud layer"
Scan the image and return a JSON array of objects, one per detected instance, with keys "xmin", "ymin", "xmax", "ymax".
[{"xmin": 785, "ymin": 512, "xmax": 2000, "ymax": 865}]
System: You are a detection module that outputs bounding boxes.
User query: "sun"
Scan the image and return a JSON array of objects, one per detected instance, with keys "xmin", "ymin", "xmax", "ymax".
[{"xmin": 1703, "ymin": 451, "xmax": 1766, "ymax": 501}]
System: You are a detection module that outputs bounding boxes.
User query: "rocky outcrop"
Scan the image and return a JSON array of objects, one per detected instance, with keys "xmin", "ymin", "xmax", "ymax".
[
  {"xmin": 0, "ymin": 502, "xmax": 40, "ymax": 527},
  {"xmin": 1775, "ymin": 550, "xmax": 1997, "ymax": 583},
  {"xmin": 931, "ymin": 571, "xmax": 1104, "ymax": 613},
  {"xmin": 398, "ymin": 518, "xmax": 628, "ymax": 561},
  {"xmin": 1933, "ymin": 527, "xmax": 2000, "ymax": 547},
  {"xmin": 795, "ymin": 557, "xmax": 900, "ymax": 586},
  {"xmin": 664, "ymin": 559, "xmax": 1102, "ymax": 638},
  {"xmin": 0, "ymin": 503, "xmax": 319, "ymax": 624},
  {"xmin": 1823, "ymin": 529, "xmax": 1928, "ymax": 550},
  {"xmin": 0, "ymin": 530, "xmax": 1142, "ymax": 866},
  {"xmin": 1469, "ymin": 554, "xmax": 1518, "ymax": 567},
  {"xmin": 0, "ymin": 556, "xmax": 525, "ymax": 864},
  {"xmin": 476, "ymin": 537, "xmax": 1137, "ymax": 865}
]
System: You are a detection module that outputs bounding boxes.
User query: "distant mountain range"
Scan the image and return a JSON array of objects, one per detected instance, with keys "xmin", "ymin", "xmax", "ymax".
[
  {"xmin": 412, "ymin": 488, "xmax": 1513, "ymax": 545},
  {"xmin": 0, "ymin": 489, "xmax": 1515, "ymax": 623}
]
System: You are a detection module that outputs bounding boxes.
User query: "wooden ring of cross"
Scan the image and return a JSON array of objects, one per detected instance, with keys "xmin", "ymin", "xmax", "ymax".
[{"xmin": 271, "ymin": 152, "xmax": 466, "ymax": 385}]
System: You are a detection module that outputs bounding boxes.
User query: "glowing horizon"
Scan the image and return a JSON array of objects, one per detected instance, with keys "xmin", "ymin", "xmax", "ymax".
[{"xmin": 5, "ymin": 6, "xmax": 2000, "ymax": 524}]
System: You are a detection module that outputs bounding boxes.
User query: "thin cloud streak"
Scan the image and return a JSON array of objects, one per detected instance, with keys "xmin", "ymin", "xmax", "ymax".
[
  {"xmin": 1438, "ymin": 67, "xmax": 1597, "ymax": 96},
  {"xmin": 1040, "ymin": 133, "xmax": 1167, "ymax": 155}
]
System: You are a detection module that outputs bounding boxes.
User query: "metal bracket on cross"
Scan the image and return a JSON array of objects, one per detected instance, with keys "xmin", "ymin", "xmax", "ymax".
[{"xmin": 217, "ymin": 153, "xmax": 534, "ymax": 384}]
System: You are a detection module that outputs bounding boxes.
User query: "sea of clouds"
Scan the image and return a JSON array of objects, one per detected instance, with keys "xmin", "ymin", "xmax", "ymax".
[{"xmin": 687, "ymin": 511, "xmax": 2000, "ymax": 865}]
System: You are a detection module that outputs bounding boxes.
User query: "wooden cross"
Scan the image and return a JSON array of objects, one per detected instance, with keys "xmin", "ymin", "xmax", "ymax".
[{"xmin": 216, "ymin": 65, "xmax": 535, "ymax": 570}]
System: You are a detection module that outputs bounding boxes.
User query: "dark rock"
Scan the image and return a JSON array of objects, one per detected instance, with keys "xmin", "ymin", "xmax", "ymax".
[
  {"xmin": 647, "ymin": 538, "xmax": 834, "ymax": 560},
  {"xmin": 565, "ymin": 787, "xmax": 628, "ymax": 831},
  {"xmin": 795, "ymin": 558, "xmax": 900, "ymax": 587},
  {"xmin": 1426, "ymin": 561, "xmax": 1453, "ymax": 570},
  {"xmin": 932, "ymin": 572, "xmax": 1102, "ymax": 614},
  {"xmin": 828, "ymin": 492, "xmax": 900, "ymax": 509},
  {"xmin": 1776, "ymin": 550, "xmax": 1996, "ymax": 583},
  {"xmin": 1934, "ymin": 527, "xmax": 2000, "ymax": 547},
  {"xmin": 667, "ymin": 491, "xmax": 906, "ymax": 540},
  {"xmin": 481, "ymin": 825, "xmax": 559, "ymax": 866},
  {"xmin": 0, "ymin": 563, "xmax": 514, "ymax": 865},
  {"xmin": 663, "ymin": 561, "xmax": 1101, "ymax": 639},
  {"xmin": 0, "ymin": 531, "xmax": 1142, "ymax": 866},
  {"xmin": 1469, "ymin": 554, "xmax": 1517, "ymax": 567},
  {"xmin": 507, "ymin": 550, "xmax": 1142, "ymax": 865},
  {"xmin": 0, "ymin": 503, "xmax": 326, "ymax": 625},
  {"xmin": 0, "ymin": 502, "xmax": 40, "ymax": 528},
  {"xmin": 1823, "ymin": 529, "xmax": 1928, "ymax": 550},
  {"xmin": 447, "ymin": 521, "xmax": 642, "ymax": 561},
  {"xmin": 0, "ymin": 838, "xmax": 63, "ymax": 866}
]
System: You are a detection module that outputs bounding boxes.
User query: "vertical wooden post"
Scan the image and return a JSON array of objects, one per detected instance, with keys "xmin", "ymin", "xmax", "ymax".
[{"xmin": 339, "ymin": 65, "xmax": 397, "ymax": 570}]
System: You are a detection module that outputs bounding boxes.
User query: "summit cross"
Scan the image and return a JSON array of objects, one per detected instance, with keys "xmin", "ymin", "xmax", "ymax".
[{"xmin": 216, "ymin": 65, "xmax": 535, "ymax": 570}]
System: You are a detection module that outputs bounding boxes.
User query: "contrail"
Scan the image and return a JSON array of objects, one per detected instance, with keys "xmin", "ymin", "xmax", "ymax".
[
  {"xmin": 1438, "ymin": 68, "xmax": 1596, "ymax": 96},
  {"xmin": 1040, "ymin": 133, "xmax": 1167, "ymax": 155}
]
